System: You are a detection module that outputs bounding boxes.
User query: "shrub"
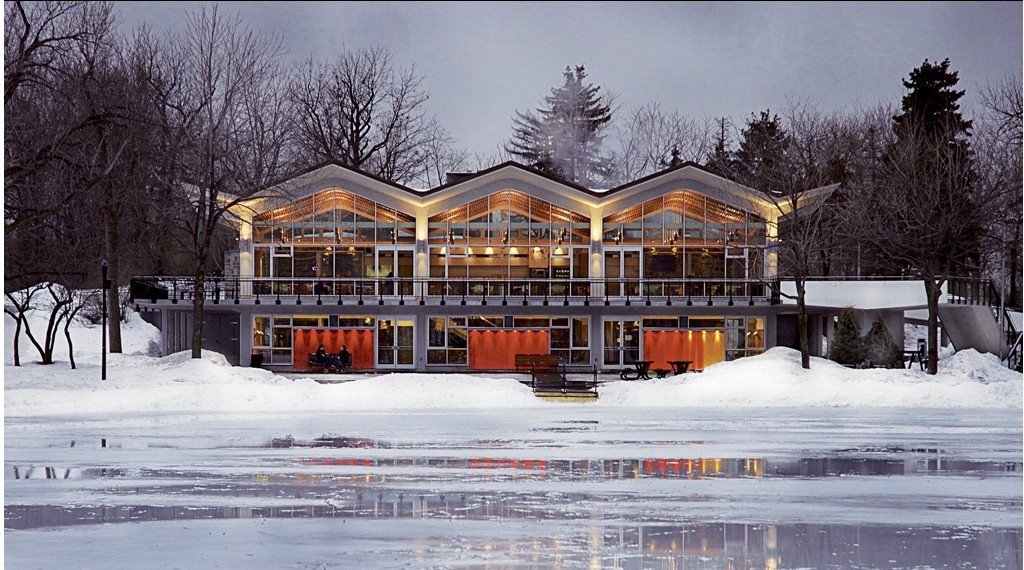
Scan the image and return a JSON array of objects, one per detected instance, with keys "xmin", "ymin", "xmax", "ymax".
[
  {"xmin": 864, "ymin": 315, "xmax": 902, "ymax": 368},
  {"xmin": 829, "ymin": 309, "xmax": 863, "ymax": 365}
]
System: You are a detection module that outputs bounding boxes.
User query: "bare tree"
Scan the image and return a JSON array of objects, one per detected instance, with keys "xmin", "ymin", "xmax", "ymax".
[
  {"xmin": 10, "ymin": 282, "xmax": 88, "ymax": 366},
  {"xmin": 4, "ymin": 1, "xmax": 115, "ymax": 237},
  {"xmin": 289, "ymin": 46, "xmax": 455, "ymax": 185},
  {"xmin": 977, "ymin": 73, "xmax": 1023, "ymax": 309},
  {"xmin": 4, "ymin": 284, "xmax": 46, "ymax": 366},
  {"xmin": 978, "ymin": 73, "xmax": 1023, "ymax": 146},
  {"xmin": 159, "ymin": 3, "xmax": 289, "ymax": 359},
  {"xmin": 726, "ymin": 101, "xmax": 851, "ymax": 369},
  {"xmin": 414, "ymin": 122, "xmax": 470, "ymax": 187},
  {"xmin": 609, "ymin": 102, "xmax": 714, "ymax": 183},
  {"xmin": 850, "ymin": 122, "xmax": 994, "ymax": 373}
]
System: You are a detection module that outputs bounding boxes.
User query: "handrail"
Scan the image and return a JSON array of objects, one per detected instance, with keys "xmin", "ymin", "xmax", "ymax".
[{"xmin": 129, "ymin": 276, "xmax": 774, "ymax": 306}]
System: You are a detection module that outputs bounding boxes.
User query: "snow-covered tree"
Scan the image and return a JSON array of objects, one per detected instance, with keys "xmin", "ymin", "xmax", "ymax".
[{"xmin": 505, "ymin": 65, "xmax": 613, "ymax": 185}]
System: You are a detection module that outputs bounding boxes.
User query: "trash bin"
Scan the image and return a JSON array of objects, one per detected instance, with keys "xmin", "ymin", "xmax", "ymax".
[{"xmin": 250, "ymin": 351, "xmax": 264, "ymax": 368}]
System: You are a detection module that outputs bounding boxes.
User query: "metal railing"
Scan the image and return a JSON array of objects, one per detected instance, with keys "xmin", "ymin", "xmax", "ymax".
[
  {"xmin": 946, "ymin": 277, "xmax": 1002, "ymax": 308},
  {"xmin": 130, "ymin": 276, "xmax": 777, "ymax": 307}
]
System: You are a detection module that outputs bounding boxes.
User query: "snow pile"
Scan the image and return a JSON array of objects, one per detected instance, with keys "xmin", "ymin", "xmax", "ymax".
[
  {"xmin": 4, "ymin": 350, "xmax": 543, "ymax": 417},
  {"xmin": 597, "ymin": 346, "xmax": 1022, "ymax": 408},
  {"xmin": 4, "ymin": 307, "xmax": 1021, "ymax": 418}
]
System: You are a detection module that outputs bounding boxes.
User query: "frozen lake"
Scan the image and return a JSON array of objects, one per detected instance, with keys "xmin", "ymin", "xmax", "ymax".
[{"xmin": 5, "ymin": 406, "xmax": 1022, "ymax": 569}]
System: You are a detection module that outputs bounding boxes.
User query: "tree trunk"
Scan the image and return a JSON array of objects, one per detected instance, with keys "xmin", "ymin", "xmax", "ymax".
[
  {"xmin": 796, "ymin": 279, "xmax": 811, "ymax": 369},
  {"xmin": 105, "ymin": 212, "xmax": 123, "ymax": 353},
  {"xmin": 924, "ymin": 278, "xmax": 943, "ymax": 375},
  {"xmin": 191, "ymin": 269, "xmax": 205, "ymax": 359},
  {"xmin": 11, "ymin": 315, "xmax": 22, "ymax": 366},
  {"xmin": 64, "ymin": 323, "xmax": 76, "ymax": 370}
]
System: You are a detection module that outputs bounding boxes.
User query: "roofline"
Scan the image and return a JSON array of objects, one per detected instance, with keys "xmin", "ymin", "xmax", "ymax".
[
  {"xmin": 421, "ymin": 160, "xmax": 600, "ymax": 196},
  {"xmin": 250, "ymin": 159, "xmax": 420, "ymax": 200},
  {"xmin": 606, "ymin": 161, "xmax": 739, "ymax": 194}
]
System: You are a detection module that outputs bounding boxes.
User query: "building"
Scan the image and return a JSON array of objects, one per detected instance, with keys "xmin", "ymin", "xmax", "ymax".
[{"xmin": 132, "ymin": 160, "xmax": 1016, "ymax": 372}]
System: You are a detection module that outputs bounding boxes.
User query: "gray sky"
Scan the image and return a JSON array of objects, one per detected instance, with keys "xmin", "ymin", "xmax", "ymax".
[{"xmin": 113, "ymin": 1, "xmax": 1023, "ymax": 158}]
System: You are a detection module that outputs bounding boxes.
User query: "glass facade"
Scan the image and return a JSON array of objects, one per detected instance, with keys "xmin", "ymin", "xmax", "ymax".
[
  {"xmin": 236, "ymin": 174, "xmax": 777, "ymax": 371},
  {"xmin": 602, "ymin": 191, "xmax": 767, "ymax": 296}
]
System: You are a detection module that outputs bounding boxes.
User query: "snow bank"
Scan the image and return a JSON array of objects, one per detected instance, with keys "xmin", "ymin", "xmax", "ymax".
[
  {"xmin": 4, "ymin": 307, "xmax": 1021, "ymax": 418},
  {"xmin": 596, "ymin": 346, "xmax": 1022, "ymax": 408}
]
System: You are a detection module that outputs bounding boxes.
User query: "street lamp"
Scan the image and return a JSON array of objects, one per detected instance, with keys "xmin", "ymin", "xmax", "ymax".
[{"xmin": 101, "ymin": 259, "xmax": 109, "ymax": 380}]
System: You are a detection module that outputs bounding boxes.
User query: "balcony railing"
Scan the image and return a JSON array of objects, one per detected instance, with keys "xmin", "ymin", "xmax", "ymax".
[{"xmin": 130, "ymin": 276, "xmax": 777, "ymax": 307}]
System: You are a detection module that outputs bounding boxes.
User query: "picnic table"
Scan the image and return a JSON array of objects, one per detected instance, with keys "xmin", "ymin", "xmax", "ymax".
[
  {"xmin": 902, "ymin": 350, "xmax": 925, "ymax": 370},
  {"xmin": 667, "ymin": 360, "xmax": 693, "ymax": 375},
  {"xmin": 620, "ymin": 360, "xmax": 653, "ymax": 381}
]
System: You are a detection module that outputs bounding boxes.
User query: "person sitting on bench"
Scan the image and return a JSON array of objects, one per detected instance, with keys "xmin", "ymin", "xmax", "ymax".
[
  {"xmin": 314, "ymin": 344, "xmax": 327, "ymax": 365},
  {"xmin": 337, "ymin": 345, "xmax": 352, "ymax": 370}
]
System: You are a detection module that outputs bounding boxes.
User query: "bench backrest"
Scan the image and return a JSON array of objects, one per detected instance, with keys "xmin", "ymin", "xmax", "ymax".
[{"xmin": 515, "ymin": 354, "xmax": 560, "ymax": 368}]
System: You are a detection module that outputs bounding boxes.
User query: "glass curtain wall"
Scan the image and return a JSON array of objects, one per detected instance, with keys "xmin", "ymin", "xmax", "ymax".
[
  {"xmin": 427, "ymin": 191, "xmax": 590, "ymax": 297},
  {"xmin": 251, "ymin": 190, "xmax": 416, "ymax": 295},
  {"xmin": 602, "ymin": 191, "xmax": 767, "ymax": 297}
]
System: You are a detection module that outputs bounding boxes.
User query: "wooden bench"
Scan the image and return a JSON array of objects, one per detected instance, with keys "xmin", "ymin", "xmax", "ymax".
[
  {"xmin": 516, "ymin": 354, "xmax": 598, "ymax": 396},
  {"xmin": 515, "ymin": 354, "xmax": 557, "ymax": 373}
]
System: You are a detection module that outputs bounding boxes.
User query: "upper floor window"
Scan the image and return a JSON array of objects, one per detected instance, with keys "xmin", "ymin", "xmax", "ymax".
[
  {"xmin": 602, "ymin": 191, "xmax": 766, "ymax": 247},
  {"xmin": 252, "ymin": 189, "xmax": 415, "ymax": 246}
]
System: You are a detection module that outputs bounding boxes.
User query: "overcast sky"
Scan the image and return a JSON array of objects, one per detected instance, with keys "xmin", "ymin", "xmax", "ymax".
[{"xmin": 113, "ymin": 1, "xmax": 1023, "ymax": 159}]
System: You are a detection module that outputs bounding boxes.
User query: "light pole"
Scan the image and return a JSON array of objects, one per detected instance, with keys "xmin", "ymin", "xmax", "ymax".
[{"xmin": 101, "ymin": 259, "xmax": 109, "ymax": 380}]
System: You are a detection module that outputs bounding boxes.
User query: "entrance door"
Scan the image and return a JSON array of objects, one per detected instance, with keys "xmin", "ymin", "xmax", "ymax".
[
  {"xmin": 377, "ymin": 318, "xmax": 415, "ymax": 368},
  {"xmin": 603, "ymin": 319, "xmax": 640, "ymax": 366}
]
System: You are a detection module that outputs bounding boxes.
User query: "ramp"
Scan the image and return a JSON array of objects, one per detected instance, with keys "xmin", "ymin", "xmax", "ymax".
[{"xmin": 936, "ymin": 305, "xmax": 1007, "ymax": 357}]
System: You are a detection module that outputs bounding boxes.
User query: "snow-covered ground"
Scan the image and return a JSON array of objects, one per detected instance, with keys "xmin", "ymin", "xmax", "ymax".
[{"xmin": 5, "ymin": 308, "xmax": 1023, "ymax": 569}]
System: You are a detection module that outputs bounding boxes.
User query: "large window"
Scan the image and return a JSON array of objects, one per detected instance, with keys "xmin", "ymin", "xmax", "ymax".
[
  {"xmin": 602, "ymin": 191, "xmax": 768, "ymax": 283},
  {"xmin": 427, "ymin": 191, "xmax": 590, "ymax": 294},
  {"xmin": 252, "ymin": 190, "xmax": 414, "ymax": 284}
]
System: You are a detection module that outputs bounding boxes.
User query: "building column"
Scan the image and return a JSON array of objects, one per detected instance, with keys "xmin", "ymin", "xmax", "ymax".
[{"xmin": 590, "ymin": 208, "xmax": 604, "ymax": 300}]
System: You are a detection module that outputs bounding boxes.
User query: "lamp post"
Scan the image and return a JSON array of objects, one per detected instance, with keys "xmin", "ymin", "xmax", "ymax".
[{"xmin": 101, "ymin": 258, "xmax": 109, "ymax": 380}]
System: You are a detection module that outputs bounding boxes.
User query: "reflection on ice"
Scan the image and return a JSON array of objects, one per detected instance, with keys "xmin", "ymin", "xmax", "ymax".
[{"xmin": 5, "ymin": 502, "xmax": 1020, "ymax": 570}]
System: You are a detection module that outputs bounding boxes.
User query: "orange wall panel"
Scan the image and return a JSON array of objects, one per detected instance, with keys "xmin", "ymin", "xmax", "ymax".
[
  {"xmin": 293, "ymin": 328, "xmax": 375, "ymax": 369},
  {"xmin": 642, "ymin": 329, "xmax": 725, "ymax": 372},
  {"xmin": 469, "ymin": 330, "xmax": 551, "ymax": 370}
]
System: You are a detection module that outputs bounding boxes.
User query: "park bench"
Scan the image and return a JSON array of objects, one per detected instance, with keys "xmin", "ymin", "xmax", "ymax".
[
  {"xmin": 516, "ymin": 354, "xmax": 598, "ymax": 396},
  {"xmin": 307, "ymin": 353, "xmax": 344, "ymax": 373}
]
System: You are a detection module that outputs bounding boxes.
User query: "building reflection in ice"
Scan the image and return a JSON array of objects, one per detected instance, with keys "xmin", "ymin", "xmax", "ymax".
[{"xmin": 6, "ymin": 502, "xmax": 1020, "ymax": 570}]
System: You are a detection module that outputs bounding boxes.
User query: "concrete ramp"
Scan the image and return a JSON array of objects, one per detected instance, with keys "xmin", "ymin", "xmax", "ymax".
[{"xmin": 937, "ymin": 305, "xmax": 1007, "ymax": 357}]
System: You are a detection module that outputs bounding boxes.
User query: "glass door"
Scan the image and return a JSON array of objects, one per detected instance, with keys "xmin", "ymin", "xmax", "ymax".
[
  {"xmin": 376, "ymin": 246, "xmax": 415, "ymax": 298},
  {"xmin": 377, "ymin": 318, "xmax": 415, "ymax": 368},
  {"xmin": 604, "ymin": 248, "xmax": 641, "ymax": 298},
  {"xmin": 603, "ymin": 319, "xmax": 640, "ymax": 366}
]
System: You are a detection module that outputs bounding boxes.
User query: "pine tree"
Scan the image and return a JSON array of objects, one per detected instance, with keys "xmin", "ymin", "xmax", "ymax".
[
  {"xmin": 828, "ymin": 310, "xmax": 863, "ymax": 365},
  {"xmin": 732, "ymin": 110, "xmax": 789, "ymax": 194},
  {"xmin": 894, "ymin": 58, "xmax": 972, "ymax": 142},
  {"xmin": 863, "ymin": 315, "xmax": 901, "ymax": 368},
  {"xmin": 505, "ymin": 65, "xmax": 613, "ymax": 185}
]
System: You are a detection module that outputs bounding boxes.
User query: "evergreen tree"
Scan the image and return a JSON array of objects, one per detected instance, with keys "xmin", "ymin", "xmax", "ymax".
[
  {"xmin": 732, "ymin": 110, "xmax": 789, "ymax": 194},
  {"xmin": 894, "ymin": 58, "xmax": 972, "ymax": 142},
  {"xmin": 703, "ymin": 116, "xmax": 732, "ymax": 176},
  {"xmin": 863, "ymin": 315, "xmax": 901, "ymax": 368},
  {"xmin": 505, "ymin": 65, "xmax": 613, "ymax": 185},
  {"xmin": 828, "ymin": 309, "xmax": 863, "ymax": 365}
]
